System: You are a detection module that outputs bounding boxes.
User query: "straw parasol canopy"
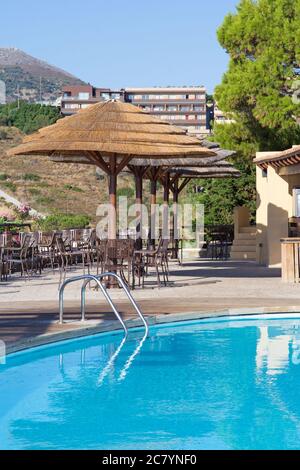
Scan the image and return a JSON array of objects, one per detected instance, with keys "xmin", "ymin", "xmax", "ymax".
[
  {"xmin": 8, "ymin": 100, "xmax": 216, "ymax": 160},
  {"xmin": 160, "ymin": 161, "xmax": 240, "ymax": 202},
  {"xmin": 168, "ymin": 160, "xmax": 240, "ymax": 177},
  {"xmin": 7, "ymin": 100, "xmax": 217, "ymax": 239}
]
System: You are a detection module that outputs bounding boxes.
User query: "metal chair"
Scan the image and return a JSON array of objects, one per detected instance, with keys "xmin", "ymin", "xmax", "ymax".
[{"xmin": 4, "ymin": 233, "xmax": 33, "ymax": 278}]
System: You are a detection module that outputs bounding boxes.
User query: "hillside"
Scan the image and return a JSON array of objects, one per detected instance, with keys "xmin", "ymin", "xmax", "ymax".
[
  {"xmin": 0, "ymin": 127, "xmax": 161, "ymax": 225},
  {"xmin": 0, "ymin": 48, "xmax": 86, "ymax": 103},
  {"xmin": 0, "ymin": 126, "xmax": 115, "ymax": 222}
]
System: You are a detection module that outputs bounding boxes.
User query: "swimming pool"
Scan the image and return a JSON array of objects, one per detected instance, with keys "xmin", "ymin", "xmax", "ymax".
[{"xmin": 1, "ymin": 315, "xmax": 300, "ymax": 450}]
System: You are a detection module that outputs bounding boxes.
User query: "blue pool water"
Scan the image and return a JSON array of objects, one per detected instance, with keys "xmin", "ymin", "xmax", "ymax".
[{"xmin": 1, "ymin": 315, "xmax": 300, "ymax": 450}]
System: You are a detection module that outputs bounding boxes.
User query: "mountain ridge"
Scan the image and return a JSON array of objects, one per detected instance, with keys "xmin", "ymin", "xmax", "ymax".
[{"xmin": 0, "ymin": 47, "xmax": 86, "ymax": 103}]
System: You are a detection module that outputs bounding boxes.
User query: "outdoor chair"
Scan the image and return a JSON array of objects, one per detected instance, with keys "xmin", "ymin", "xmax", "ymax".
[
  {"xmin": 72, "ymin": 229, "xmax": 90, "ymax": 249},
  {"xmin": 37, "ymin": 232, "xmax": 57, "ymax": 272},
  {"xmin": 96, "ymin": 238, "xmax": 107, "ymax": 275},
  {"xmin": 0, "ymin": 261, "xmax": 8, "ymax": 281},
  {"xmin": 62, "ymin": 230, "xmax": 73, "ymax": 250},
  {"xmin": 205, "ymin": 225, "xmax": 233, "ymax": 261},
  {"xmin": 56, "ymin": 236, "xmax": 91, "ymax": 285},
  {"xmin": 87, "ymin": 229, "xmax": 97, "ymax": 266},
  {"xmin": 4, "ymin": 233, "xmax": 33, "ymax": 278},
  {"xmin": 0, "ymin": 248, "xmax": 8, "ymax": 281},
  {"xmin": 103, "ymin": 239, "xmax": 135, "ymax": 288},
  {"xmin": 135, "ymin": 237, "xmax": 170, "ymax": 288}
]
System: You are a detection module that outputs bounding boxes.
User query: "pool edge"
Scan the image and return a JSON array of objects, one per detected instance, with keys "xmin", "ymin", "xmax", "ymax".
[{"xmin": 5, "ymin": 305, "xmax": 300, "ymax": 355}]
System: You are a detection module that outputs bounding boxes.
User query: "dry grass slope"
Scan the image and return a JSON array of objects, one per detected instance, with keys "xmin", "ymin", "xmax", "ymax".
[{"xmin": 0, "ymin": 126, "xmax": 112, "ymax": 221}]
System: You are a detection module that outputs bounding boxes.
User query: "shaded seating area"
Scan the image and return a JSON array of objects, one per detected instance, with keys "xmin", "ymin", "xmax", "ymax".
[
  {"xmin": 205, "ymin": 225, "xmax": 234, "ymax": 260},
  {"xmin": 0, "ymin": 228, "xmax": 173, "ymax": 289},
  {"xmin": 5, "ymin": 100, "xmax": 241, "ymax": 290}
]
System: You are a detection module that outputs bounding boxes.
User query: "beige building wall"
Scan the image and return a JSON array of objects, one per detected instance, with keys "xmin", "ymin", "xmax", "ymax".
[{"xmin": 256, "ymin": 159, "xmax": 300, "ymax": 267}]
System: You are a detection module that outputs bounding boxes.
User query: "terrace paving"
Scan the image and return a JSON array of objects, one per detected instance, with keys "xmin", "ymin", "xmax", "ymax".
[{"xmin": 1, "ymin": 259, "xmax": 300, "ymax": 351}]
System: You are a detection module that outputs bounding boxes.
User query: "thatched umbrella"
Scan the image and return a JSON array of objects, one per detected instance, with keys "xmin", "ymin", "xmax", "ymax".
[
  {"xmin": 163, "ymin": 163, "xmax": 241, "ymax": 256},
  {"xmin": 7, "ymin": 100, "xmax": 215, "ymax": 239},
  {"xmin": 49, "ymin": 147, "xmax": 237, "ymax": 243}
]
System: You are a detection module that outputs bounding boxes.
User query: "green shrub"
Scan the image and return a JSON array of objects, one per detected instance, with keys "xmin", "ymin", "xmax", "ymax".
[
  {"xmin": 0, "ymin": 173, "xmax": 9, "ymax": 181},
  {"xmin": 23, "ymin": 173, "xmax": 41, "ymax": 181},
  {"xmin": 36, "ymin": 181, "xmax": 49, "ymax": 188},
  {"xmin": 0, "ymin": 129, "xmax": 8, "ymax": 140},
  {"xmin": 38, "ymin": 213, "xmax": 91, "ymax": 231},
  {"xmin": 28, "ymin": 187, "xmax": 41, "ymax": 196},
  {"xmin": 36, "ymin": 196, "xmax": 55, "ymax": 205},
  {"xmin": 117, "ymin": 187, "xmax": 134, "ymax": 198},
  {"xmin": 0, "ymin": 102, "xmax": 61, "ymax": 134},
  {"xmin": 63, "ymin": 184, "xmax": 83, "ymax": 193},
  {"xmin": 1, "ymin": 181, "xmax": 17, "ymax": 192}
]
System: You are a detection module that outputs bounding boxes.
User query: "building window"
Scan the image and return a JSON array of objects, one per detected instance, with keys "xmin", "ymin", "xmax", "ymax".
[
  {"xmin": 194, "ymin": 105, "xmax": 204, "ymax": 111},
  {"xmin": 78, "ymin": 92, "xmax": 90, "ymax": 100},
  {"xmin": 262, "ymin": 168, "xmax": 268, "ymax": 178},
  {"xmin": 64, "ymin": 103, "xmax": 80, "ymax": 109},
  {"xmin": 167, "ymin": 105, "xmax": 177, "ymax": 111},
  {"xmin": 180, "ymin": 106, "xmax": 191, "ymax": 112},
  {"xmin": 139, "ymin": 105, "xmax": 151, "ymax": 111},
  {"xmin": 293, "ymin": 187, "xmax": 300, "ymax": 217}
]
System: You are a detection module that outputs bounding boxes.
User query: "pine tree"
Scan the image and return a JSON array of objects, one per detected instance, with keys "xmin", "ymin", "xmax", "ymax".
[{"xmin": 200, "ymin": 0, "xmax": 300, "ymax": 223}]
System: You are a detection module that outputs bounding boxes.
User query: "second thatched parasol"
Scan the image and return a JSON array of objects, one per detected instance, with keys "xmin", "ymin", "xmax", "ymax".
[{"xmin": 7, "ymin": 100, "xmax": 216, "ymax": 239}]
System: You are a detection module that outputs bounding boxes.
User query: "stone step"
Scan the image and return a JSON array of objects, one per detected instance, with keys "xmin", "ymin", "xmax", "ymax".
[
  {"xmin": 231, "ymin": 251, "xmax": 256, "ymax": 260},
  {"xmin": 231, "ymin": 245, "xmax": 256, "ymax": 253},
  {"xmin": 232, "ymin": 238, "xmax": 256, "ymax": 246},
  {"xmin": 236, "ymin": 232, "xmax": 257, "ymax": 240},
  {"xmin": 240, "ymin": 226, "xmax": 257, "ymax": 234}
]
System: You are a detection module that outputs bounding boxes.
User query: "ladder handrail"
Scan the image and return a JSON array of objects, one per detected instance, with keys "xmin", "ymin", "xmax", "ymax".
[
  {"xmin": 58, "ymin": 272, "xmax": 149, "ymax": 336},
  {"xmin": 81, "ymin": 272, "xmax": 149, "ymax": 336},
  {"xmin": 58, "ymin": 273, "xmax": 128, "ymax": 335}
]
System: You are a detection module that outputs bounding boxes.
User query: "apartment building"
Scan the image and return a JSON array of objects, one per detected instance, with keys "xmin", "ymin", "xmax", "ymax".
[
  {"xmin": 61, "ymin": 85, "xmax": 123, "ymax": 115},
  {"xmin": 60, "ymin": 85, "xmax": 211, "ymax": 136},
  {"xmin": 213, "ymin": 103, "xmax": 234, "ymax": 125},
  {"xmin": 124, "ymin": 86, "xmax": 208, "ymax": 136}
]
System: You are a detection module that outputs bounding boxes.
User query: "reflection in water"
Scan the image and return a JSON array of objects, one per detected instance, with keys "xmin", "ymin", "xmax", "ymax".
[
  {"xmin": 3, "ymin": 319, "xmax": 300, "ymax": 449},
  {"xmin": 55, "ymin": 332, "xmax": 148, "ymax": 387},
  {"xmin": 256, "ymin": 326, "xmax": 300, "ymax": 375},
  {"xmin": 97, "ymin": 335, "xmax": 127, "ymax": 386},
  {"xmin": 97, "ymin": 332, "xmax": 148, "ymax": 385},
  {"xmin": 292, "ymin": 332, "xmax": 300, "ymax": 365},
  {"xmin": 118, "ymin": 332, "xmax": 148, "ymax": 382},
  {"xmin": 255, "ymin": 325, "xmax": 300, "ymax": 439}
]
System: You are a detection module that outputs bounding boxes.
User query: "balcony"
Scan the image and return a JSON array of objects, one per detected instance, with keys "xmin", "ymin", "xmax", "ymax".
[
  {"xmin": 62, "ymin": 96, "xmax": 104, "ymax": 102},
  {"xmin": 128, "ymin": 97, "xmax": 206, "ymax": 105}
]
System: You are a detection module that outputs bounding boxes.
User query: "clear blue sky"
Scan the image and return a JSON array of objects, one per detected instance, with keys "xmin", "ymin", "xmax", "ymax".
[{"xmin": 0, "ymin": 0, "xmax": 239, "ymax": 93}]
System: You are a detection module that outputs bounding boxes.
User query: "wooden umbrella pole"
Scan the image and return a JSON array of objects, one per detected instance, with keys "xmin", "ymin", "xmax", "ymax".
[
  {"xmin": 150, "ymin": 178, "xmax": 157, "ymax": 248},
  {"xmin": 108, "ymin": 154, "xmax": 117, "ymax": 240},
  {"xmin": 173, "ymin": 177, "xmax": 179, "ymax": 237},
  {"xmin": 135, "ymin": 171, "xmax": 143, "ymax": 249},
  {"xmin": 172, "ymin": 178, "xmax": 179, "ymax": 259},
  {"xmin": 162, "ymin": 174, "xmax": 170, "ymax": 240}
]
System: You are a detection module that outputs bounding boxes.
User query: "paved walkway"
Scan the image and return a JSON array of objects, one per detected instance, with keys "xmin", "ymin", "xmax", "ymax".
[{"xmin": 1, "ymin": 260, "xmax": 300, "ymax": 349}]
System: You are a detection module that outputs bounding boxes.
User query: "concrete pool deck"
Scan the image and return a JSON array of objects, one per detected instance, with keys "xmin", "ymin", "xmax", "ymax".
[{"xmin": 1, "ymin": 259, "xmax": 300, "ymax": 353}]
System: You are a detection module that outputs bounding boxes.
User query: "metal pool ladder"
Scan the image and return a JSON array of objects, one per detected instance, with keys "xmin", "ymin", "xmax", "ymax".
[{"xmin": 58, "ymin": 272, "xmax": 149, "ymax": 337}]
